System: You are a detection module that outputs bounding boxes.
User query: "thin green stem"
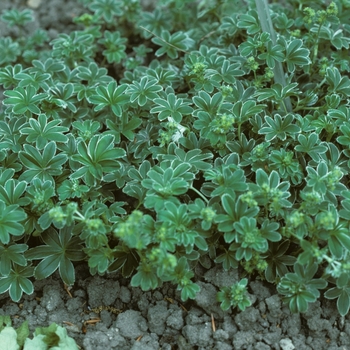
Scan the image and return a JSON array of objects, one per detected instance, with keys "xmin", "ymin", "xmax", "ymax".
[
  {"xmin": 190, "ymin": 185, "xmax": 209, "ymax": 204},
  {"xmin": 237, "ymin": 122, "xmax": 242, "ymax": 144},
  {"xmin": 312, "ymin": 25, "xmax": 322, "ymax": 63},
  {"xmin": 316, "ymin": 77, "xmax": 326, "ymax": 90},
  {"xmin": 281, "ymin": 100, "xmax": 288, "ymax": 114},
  {"xmin": 135, "ymin": 201, "xmax": 142, "ymax": 210},
  {"xmin": 73, "ymin": 211, "xmax": 85, "ymax": 221},
  {"xmin": 293, "ymin": 106, "xmax": 320, "ymax": 112},
  {"xmin": 253, "ymin": 70, "xmax": 257, "ymax": 81},
  {"xmin": 217, "ymin": 96, "xmax": 224, "ymax": 114}
]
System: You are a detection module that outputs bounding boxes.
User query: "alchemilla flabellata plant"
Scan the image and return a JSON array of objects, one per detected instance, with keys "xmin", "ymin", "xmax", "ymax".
[{"xmin": 0, "ymin": 0, "xmax": 349, "ymax": 318}]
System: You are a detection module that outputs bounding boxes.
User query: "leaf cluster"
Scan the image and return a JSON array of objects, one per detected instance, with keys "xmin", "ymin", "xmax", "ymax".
[{"xmin": 0, "ymin": 0, "xmax": 350, "ymax": 316}]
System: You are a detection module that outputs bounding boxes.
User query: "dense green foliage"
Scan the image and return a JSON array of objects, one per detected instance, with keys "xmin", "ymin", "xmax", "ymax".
[{"xmin": 0, "ymin": 0, "xmax": 350, "ymax": 316}]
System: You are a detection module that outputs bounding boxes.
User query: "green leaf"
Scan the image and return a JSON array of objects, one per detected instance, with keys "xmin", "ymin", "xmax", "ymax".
[
  {"xmin": 128, "ymin": 76, "xmax": 162, "ymax": 107},
  {"xmin": 15, "ymin": 70, "xmax": 51, "ymax": 91},
  {"xmin": 123, "ymin": 160, "xmax": 151, "ymax": 202},
  {"xmin": 258, "ymin": 41, "xmax": 284, "ymax": 69},
  {"xmin": 204, "ymin": 166, "xmax": 248, "ymax": 198},
  {"xmin": 0, "ymin": 179, "xmax": 30, "ymax": 207},
  {"xmin": 98, "ymin": 30, "xmax": 127, "ymax": 63},
  {"xmin": 326, "ymin": 67, "xmax": 350, "ymax": 95},
  {"xmin": 217, "ymin": 278, "xmax": 251, "ymax": 311},
  {"xmin": 159, "ymin": 202, "xmax": 199, "ymax": 248},
  {"xmin": 0, "ymin": 201, "xmax": 26, "ymax": 244},
  {"xmin": 216, "ymin": 194, "xmax": 259, "ymax": 237},
  {"xmin": 0, "ymin": 326, "xmax": 19, "ymax": 350},
  {"xmin": 151, "ymin": 93, "xmax": 193, "ymax": 123},
  {"xmin": 162, "ymin": 148, "xmax": 213, "ymax": 172},
  {"xmin": 73, "ymin": 120, "xmax": 101, "ymax": 142},
  {"xmin": 16, "ymin": 320, "xmax": 29, "ymax": 348},
  {"xmin": 25, "ymin": 226, "xmax": 85, "ymax": 285},
  {"xmin": 86, "ymin": 247, "xmax": 113, "ymax": 274},
  {"xmin": 237, "ymin": 10, "xmax": 260, "ymax": 35},
  {"xmin": 295, "ymin": 132, "xmax": 328, "ymax": 161},
  {"xmin": 20, "ymin": 114, "xmax": 69, "ymax": 150},
  {"xmin": 46, "ymin": 82, "xmax": 77, "ymax": 115},
  {"xmin": 277, "ymin": 262, "xmax": 327, "ymax": 313},
  {"xmin": 25, "ymin": 178, "xmax": 55, "ymax": 219},
  {"xmin": 25, "ymin": 323, "xmax": 79, "ymax": 349},
  {"xmin": 259, "ymin": 114, "xmax": 300, "ymax": 141},
  {"xmin": 57, "ymin": 179, "xmax": 89, "ymax": 201},
  {"xmin": 193, "ymin": 90, "xmax": 230, "ymax": 116},
  {"xmin": 256, "ymin": 83, "xmax": 299, "ymax": 104},
  {"xmin": 215, "ymin": 249, "xmax": 238, "ymax": 271},
  {"xmin": 337, "ymin": 291, "xmax": 350, "ymax": 316},
  {"xmin": 105, "ymin": 114, "xmax": 141, "ymax": 142},
  {"xmin": 130, "ymin": 262, "xmax": 159, "ymax": 290},
  {"xmin": 180, "ymin": 282, "xmax": 200, "ymax": 301},
  {"xmin": 0, "ymin": 264, "xmax": 34, "ymax": 302},
  {"xmin": 88, "ymin": 0, "xmax": 123, "ymax": 23},
  {"xmin": 76, "ymin": 62, "xmax": 112, "ymax": 87},
  {"xmin": 262, "ymin": 240, "xmax": 296, "ymax": 283},
  {"xmin": 1, "ymin": 8, "xmax": 33, "ymax": 26},
  {"xmin": 232, "ymin": 99, "xmax": 266, "ymax": 123},
  {"xmin": 0, "ymin": 116, "xmax": 26, "ymax": 152},
  {"xmin": 142, "ymin": 162, "xmax": 193, "ymax": 210},
  {"xmin": 259, "ymin": 219, "xmax": 281, "ymax": 242},
  {"xmin": 0, "ymin": 37, "xmax": 20, "ymax": 65},
  {"xmin": 234, "ymin": 217, "xmax": 268, "ymax": 256},
  {"xmin": 274, "ymin": 12, "xmax": 294, "ymax": 31},
  {"xmin": 0, "ymin": 243, "xmax": 28, "ymax": 276},
  {"xmin": 19, "ymin": 141, "xmax": 67, "ymax": 183},
  {"xmin": 282, "ymin": 38, "xmax": 311, "ymax": 73},
  {"xmin": 3, "ymin": 85, "xmax": 47, "ymax": 115},
  {"xmin": 87, "ymin": 81, "xmax": 129, "ymax": 116},
  {"xmin": 206, "ymin": 59, "xmax": 244, "ymax": 85},
  {"xmin": 71, "ymin": 134, "xmax": 125, "ymax": 186},
  {"xmin": 51, "ymin": 31, "xmax": 95, "ymax": 61},
  {"xmin": 152, "ymin": 30, "xmax": 194, "ymax": 59},
  {"xmin": 108, "ymin": 245, "xmax": 138, "ymax": 277},
  {"xmin": 0, "ymin": 63, "xmax": 23, "ymax": 89}
]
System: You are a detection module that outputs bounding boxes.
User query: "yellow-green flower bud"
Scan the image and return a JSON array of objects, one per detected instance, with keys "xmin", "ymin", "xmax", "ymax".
[
  {"xmin": 303, "ymin": 7, "xmax": 316, "ymax": 24},
  {"xmin": 326, "ymin": 2, "xmax": 338, "ymax": 16}
]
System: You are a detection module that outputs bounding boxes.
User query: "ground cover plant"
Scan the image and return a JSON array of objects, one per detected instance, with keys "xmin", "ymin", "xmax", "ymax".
[{"xmin": 0, "ymin": 0, "xmax": 350, "ymax": 335}]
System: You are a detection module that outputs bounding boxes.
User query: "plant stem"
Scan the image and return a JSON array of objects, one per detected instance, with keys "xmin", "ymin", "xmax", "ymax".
[
  {"xmin": 255, "ymin": 0, "xmax": 292, "ymax": 113},
  {"xmin": 190, "ymin": 185, "xmax": 209, "ymax": 204},
  {"xmin": 217, "ymin": 96, "xmax": 224, "ymax": 114},
  {"xmin": 312, "ymin": 25, "xmax": 322, "ymax": 63},
  {"xmin": 237, "ymin": 122, "xmax": 242, "ymax": 144},
  {"xmin": 281, "ymin": 100, "xmax": 288, "ymax": 114},
  {"xmin": 293, "ymin": 106, "xmax": 320, "ymax": 112},
  {"xmin": 74, "ymin": 211, "xmax": 85, "ymax": 221}
]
